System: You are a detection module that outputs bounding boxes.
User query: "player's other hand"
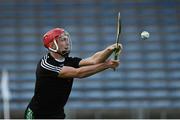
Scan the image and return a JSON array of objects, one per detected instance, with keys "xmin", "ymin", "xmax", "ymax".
[
  {"xmin": 107, "ymin": 43, "xmax": 123, "ymax": 53},
  {"xmin": 106, "ymin": 59, "xmax": 120, "ymax": 69}
]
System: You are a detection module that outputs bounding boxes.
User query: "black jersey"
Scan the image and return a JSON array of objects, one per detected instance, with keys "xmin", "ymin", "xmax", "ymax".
[{"xmin": 28, "ymin": 53, "xmax": 82, "ymax": 117}]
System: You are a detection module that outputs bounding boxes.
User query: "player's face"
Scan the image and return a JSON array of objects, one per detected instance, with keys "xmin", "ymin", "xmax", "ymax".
[{"xmin": 56, "ymin": 33, "xmax": 71, "ymax": 56}]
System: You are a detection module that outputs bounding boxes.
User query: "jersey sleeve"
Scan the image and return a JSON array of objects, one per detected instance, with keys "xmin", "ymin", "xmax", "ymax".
[
  {"xmin": 68, "ymin": 57, "xmax": 82, "ymax": 68},
  {"xmin": 39, "ymin": 55, "xmax": 63, "ymax": 76}
]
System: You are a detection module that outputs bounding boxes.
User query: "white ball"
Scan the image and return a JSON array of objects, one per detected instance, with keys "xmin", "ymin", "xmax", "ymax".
[{"xmin": 141, "ymin": 31, "xmax": 149, "ymax": 39}]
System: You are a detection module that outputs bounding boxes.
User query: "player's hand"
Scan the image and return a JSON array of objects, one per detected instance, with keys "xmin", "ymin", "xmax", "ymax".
[
  {"xmin": 107, "ymin": 43, "xmax": 123, "ymax": 53},
  {"xmin": 113, "ymin": 43, "xmax": 123, "ymax": 54},
  {"xmin": 105, "ymin": 59, "xmax": 120, "ymax": 69}
]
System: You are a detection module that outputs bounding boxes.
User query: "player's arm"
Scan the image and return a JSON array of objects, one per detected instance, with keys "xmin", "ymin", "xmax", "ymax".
[
  {"xmin": 79, "ymin": 43, "xmax": 122, "ymax": 66},
  {"xmin": 58, "ymin": 60, "xmax": 119, "ymax": 78}
]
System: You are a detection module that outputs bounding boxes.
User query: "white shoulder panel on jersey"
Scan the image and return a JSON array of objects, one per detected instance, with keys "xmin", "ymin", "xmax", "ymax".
[{"xmin": 40, "ymin": 55, "xmax": 63, "ymax": 73}]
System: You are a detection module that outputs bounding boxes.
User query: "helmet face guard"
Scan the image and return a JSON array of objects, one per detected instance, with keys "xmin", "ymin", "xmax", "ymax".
[
  {"xmin": 55, "ymin": 32, "xmax": 72, "ymax": 57},
  {"xmin": 43, "ymin": 28, "xmax": 72, "ymax": 57}
]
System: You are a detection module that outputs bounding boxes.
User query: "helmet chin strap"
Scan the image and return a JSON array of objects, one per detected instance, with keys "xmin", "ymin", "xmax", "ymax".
[
  {"xmin": 48, "ymin": 39, "xmax": 70, "ymax": 57},
  {"xmin": 48, "ymin": 39, "xmax": 59, "ymax": 53}
]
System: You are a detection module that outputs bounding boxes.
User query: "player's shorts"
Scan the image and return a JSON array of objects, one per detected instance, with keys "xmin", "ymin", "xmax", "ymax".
[
  {"xmin": 24, "ymin": 107, "xmax": 65, "ymax": 119},
  {"xmin": 24, "ymin": 108, "xmax": 34, "ymax": 119}
]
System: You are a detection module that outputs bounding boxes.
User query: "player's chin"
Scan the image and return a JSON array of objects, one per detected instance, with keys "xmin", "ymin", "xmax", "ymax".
[{"xmin": 62, "ymin": 51, "xmax": 70, "ymax": 57}]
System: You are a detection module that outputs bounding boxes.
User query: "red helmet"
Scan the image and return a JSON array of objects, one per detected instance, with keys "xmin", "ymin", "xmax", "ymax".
[
  {"xmin": 42, "ymin": 28, "xmax": 72, "ymax": 55},
  {"xmin": 43, "ymin": 28, "xmax": 65, "ymax": 48}
]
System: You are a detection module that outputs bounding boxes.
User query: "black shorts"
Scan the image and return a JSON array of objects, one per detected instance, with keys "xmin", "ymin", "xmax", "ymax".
[{"xmin": 24, "ymin": 107, "xmax": 65, "ymax": 119}]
